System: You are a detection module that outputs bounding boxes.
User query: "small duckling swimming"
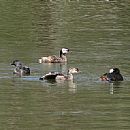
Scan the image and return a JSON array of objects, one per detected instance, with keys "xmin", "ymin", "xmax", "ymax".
[
  {"xmin": 38, "ymin": 48, "xmax": 69, "ymax": 63},
  {"xmin": 100, "ymin": 68, "xmax": 123, "ymax": 81},
  {"xmin": 11, "ymin": 60, "xmax": 30, "ymax": 76},
  {"xmin": 39, "ymin": 68, "xmax": 79, "ymax": 81}
]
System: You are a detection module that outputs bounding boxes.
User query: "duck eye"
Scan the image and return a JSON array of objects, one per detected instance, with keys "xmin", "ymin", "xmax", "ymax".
[{"xmin": 75, "ymin": 68, "xmax": 79, "ymax": 72}]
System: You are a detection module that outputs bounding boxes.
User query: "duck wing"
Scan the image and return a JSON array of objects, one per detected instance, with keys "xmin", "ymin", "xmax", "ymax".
[
  {"xmin": 114, "ymin": 74, "xmax": 123, "ymax": 81},
  {"xmin": 13, "ymin": 67, "xmax": 21, "ymax": 74},
  {"xmin": 49, "ymin": 56, "xmax": 62, "ymax": 63},
  {"xmin": 107, "ymin": 73, "xmax": 123, "ymax": 81},
  {"xmin": 22, "ymin": 66, "xmax": 30, "ymax": 75},
  {"xmin": 40, "ymin": 72, "xmax": 63, "ymax": 80}
]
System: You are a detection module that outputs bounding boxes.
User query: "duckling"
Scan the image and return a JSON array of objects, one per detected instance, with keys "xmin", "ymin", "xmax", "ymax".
[
  {"xmin": 11, "ymin": 60, "xmax": 30, "ymax": 76},
  {"xmin": 100, "ymin": 68, "xmax": 123, "ymax": 81},
  {"xmin": 39, "ymin": 68, "xmax": 79, "ymax": 81},
  {"xmin": 38, "ymin": 48, "xmax": 69, "ymax": 63}
]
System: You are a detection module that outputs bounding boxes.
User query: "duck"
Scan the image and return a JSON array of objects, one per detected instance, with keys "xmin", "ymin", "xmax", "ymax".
[
  {"xmin": 100, "ymin": 68, "xmax": 123, "ymax": 81},
  {"xmin": 11, "ymin": 60, "xmax": 30, "ymax": 76},
  {"xmin": 39, "ymin": 68, "xmax": 79, "ymax": 81},
  {"xmin": 38, "ymin": 48, "xmax": 69, "ymax": 63}
]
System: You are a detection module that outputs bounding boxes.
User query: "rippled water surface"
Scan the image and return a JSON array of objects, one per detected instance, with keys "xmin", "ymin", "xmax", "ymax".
[{"xmin": 0, "ymin": 0, "xmax": 130, "ymax": 129}]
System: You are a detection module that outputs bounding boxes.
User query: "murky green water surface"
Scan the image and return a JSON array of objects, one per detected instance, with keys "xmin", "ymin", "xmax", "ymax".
[{"xmin": 0, "ymin": 0, "xmax": 130, "ymax": 129}]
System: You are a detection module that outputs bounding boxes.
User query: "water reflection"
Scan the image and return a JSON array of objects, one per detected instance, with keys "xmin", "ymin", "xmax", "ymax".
[
  {"xmin": 109, "ymin": 83, "xmax": 114, "ymax": 94},
  {"xmin": 57, "ymin": 80, "xmax": 77, "ymax": 93},
  {"xmin": 68, "ymin": 81, "xmax": 77, "ymax": 93},
  {"xmin": 109, "ymin": 81, "xmax": 123, "ymax": 94},
  {"xmin": 41, "ymin": 79, "xmax": 77, "ymax": 93},
  {"xmin": 100, "ymin": 81, "xmax": 123, "ymax": 94}
]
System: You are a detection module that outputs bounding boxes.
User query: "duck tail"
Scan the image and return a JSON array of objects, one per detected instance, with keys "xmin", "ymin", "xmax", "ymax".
[{"xmin": 38, "ymin": 57, "xmax": 48, "ymax": 63}]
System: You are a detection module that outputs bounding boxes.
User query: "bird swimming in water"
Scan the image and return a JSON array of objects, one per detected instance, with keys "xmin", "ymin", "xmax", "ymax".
[
  {"xmin": 11, "ymin": 60, "xmax": 30, "ymax": 76},
  {"xmin": 38, "ymin": 48, "xmax": 69, "ymax": 63},
  {"xmin": 39, "ymin": 68, "xmax": 79, "ymax": 81},
  {"xmin": 100, "ymin": 68, "xmax": 123, "ymax": 82}
]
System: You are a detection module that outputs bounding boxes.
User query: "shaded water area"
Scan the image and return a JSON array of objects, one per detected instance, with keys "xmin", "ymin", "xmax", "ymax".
[{"xmin": 0, "ymin": 0, "xmax": 130, "ymax": 129}]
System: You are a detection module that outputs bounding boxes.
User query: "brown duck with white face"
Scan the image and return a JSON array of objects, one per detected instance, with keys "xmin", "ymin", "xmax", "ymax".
[
  {"xmin": 39, "ymin": 68, "xmax": 79, "ymax": 81},
  {"xmin": 38, "ymin": 48, "xmax": 69, "ymax": 63}
]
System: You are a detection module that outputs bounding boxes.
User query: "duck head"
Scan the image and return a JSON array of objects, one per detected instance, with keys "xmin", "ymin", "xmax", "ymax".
[
  {"xmin": 68, "ymin": 68, "xmax": 79, "ymax": 74},
  {"xmin": 11, "ymin": 60, "xmax": 22, "ymax": 68},
  {"xmin": 109, "ymin": 68, "xmax": 120, "ymax": 74},
  {"xmin": 60, "ymin": 48, "xmax": 69, "ymax": 57}
]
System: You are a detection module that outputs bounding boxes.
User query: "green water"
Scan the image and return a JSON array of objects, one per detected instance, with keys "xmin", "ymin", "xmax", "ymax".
[{"xmin": 0, "ymin": 0, "xmax": 130, "ymax": 129}]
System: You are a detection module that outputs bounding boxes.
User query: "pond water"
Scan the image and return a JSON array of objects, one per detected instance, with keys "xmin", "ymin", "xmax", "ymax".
[{"xmin": 0, "ymin": 0, "xmax": 130, "ymax": 129}]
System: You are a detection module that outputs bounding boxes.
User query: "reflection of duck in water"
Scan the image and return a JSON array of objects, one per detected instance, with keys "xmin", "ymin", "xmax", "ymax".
[
  {"xmin": 100, "ymin": 68, "xmax": 123, "ymax": 81},
  {"xmin": 11, "ymin": 60, "xmax": 30, "ymax": 76},
  {"xmin": 38, "ymin": 48, "xmax": 69, "ymax": 63},
  {"xmin": 39, "ymin": 68, "xmax": 79, "ymax": 81}
]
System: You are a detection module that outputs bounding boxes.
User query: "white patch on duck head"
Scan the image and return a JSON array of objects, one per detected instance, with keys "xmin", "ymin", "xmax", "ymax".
[
  {"xmin": 109, "ymin": 68, "xmax": 114, "ymax": 73},
  {"xmin": 62, "ymin": 48, "xmax": 69, "ymax": 54},
  {"xmin": 68, "ymin": 68, "xmax": 79, "ymax": 74}
]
